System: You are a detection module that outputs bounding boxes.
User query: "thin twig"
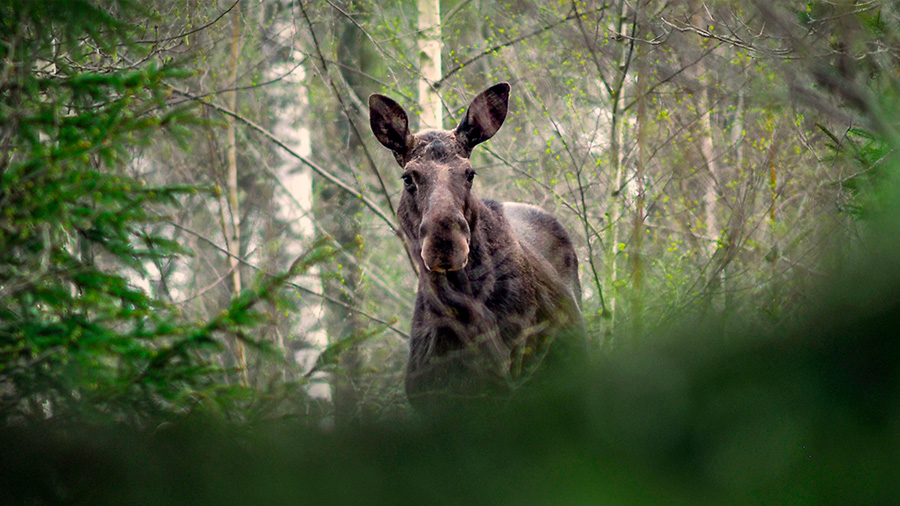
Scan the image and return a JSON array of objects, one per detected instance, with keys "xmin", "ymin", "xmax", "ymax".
[
  {"xmin": 132, "ymin": 0, "xmax": 241, "ymax": 44},
  {"xmin": 167, "ymin": 220, "xmax": 409, "ymax": 340},
  {"xmin": 168, "ymin": 85, "xmax": 400, "ymax": 236},
  {"xmin": 435, "ymin": 5, "xmax": 609, "ymax": 88},
  {"xmin": 167, "ymin": 58, "xmax": 309, "ymax": 106}
]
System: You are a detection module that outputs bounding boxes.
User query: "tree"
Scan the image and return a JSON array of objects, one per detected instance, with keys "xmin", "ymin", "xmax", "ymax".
[
  {"xmin": 0, "ymin": 0, "xmax": 227, "ymax": 423},
  {"xmin": 223, "ymin": 0, "xmax": 249, "ymax": 386},
  {"xmin": 418, "ymin": 0, "xmax": 443, "ymax": 129}
]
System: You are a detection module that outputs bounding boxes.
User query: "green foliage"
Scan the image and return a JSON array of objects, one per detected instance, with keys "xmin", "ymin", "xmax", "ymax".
[
  {"xmin": 0, "ymin": 0, "xmax": 335, "ymax": 426},
  {"xmin": 819, "ymin": 125, "xmax": 890, "ymax": 219}
]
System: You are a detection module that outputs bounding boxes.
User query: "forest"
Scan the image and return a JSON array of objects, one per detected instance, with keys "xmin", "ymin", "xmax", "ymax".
[{"xmin": 2, "ymin": 0, "xmax": 900, "ymax": 503}]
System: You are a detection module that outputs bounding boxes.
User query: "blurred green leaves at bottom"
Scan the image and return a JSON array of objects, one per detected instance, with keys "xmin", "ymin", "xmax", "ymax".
[{"xmin": 2, "ymin": 251, "xmax": 900, "ymax": 505}]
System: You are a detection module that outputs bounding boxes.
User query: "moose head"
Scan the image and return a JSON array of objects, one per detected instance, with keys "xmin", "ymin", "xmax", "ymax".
[{"xmin": 369, "ymin": 83, "xmax": 510, "ymax": 274}]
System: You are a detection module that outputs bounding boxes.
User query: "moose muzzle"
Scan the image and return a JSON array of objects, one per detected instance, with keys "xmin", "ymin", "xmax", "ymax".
[{"xmin": 419, "ymin": 211, "xmax": 470, "ymax": 272}]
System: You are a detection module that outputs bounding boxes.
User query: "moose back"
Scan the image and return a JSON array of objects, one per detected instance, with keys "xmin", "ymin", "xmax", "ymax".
[{"xmin": 369, "ymin": 83, "xmax": 586, "ymax": 411}]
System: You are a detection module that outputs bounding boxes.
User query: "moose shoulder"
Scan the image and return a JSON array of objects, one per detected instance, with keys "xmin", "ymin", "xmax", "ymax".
[{"xmin": 369, "ymin": 83, "xmax": 586, "ymax": 412}]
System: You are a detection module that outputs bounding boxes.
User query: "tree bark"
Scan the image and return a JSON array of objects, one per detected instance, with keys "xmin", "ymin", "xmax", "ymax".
[
  {"xmin": 689, "ymin": 1, "xmax": 721, "ymax": 299},
  {"xmin": 417, "ymin": 0, "xmax": 442, "ymax": 129},
  {"xmin": 630, "ymin": 34, "xmax": 648, "ymax": 338},
  {"xmin": 602, "ymin": 2, "xmax": 638, "ymax": 346},
  {"xmin": 225, "ymin": 1, "xmax": 248, "ymax": 387}
]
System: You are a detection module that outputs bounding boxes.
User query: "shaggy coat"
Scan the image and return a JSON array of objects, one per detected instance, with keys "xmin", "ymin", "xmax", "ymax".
[{"xmin": 369, "ymin": 83, "xmax": 585, "ymax": 411}]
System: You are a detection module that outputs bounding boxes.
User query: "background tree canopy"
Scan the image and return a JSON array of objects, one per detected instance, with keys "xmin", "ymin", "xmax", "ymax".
[{"xmin": 2, "ymin": 0, "xmax": 900, "ymax": 503}]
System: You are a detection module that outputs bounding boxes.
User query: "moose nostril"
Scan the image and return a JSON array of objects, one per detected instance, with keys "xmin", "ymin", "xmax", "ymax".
[
  {"xmin": 418, "ymin": 216, "xmax": 432, "ymax": 238},
  {"xmin": 455, "ymin": 213, "xmax": 469, "ymax": 234}
]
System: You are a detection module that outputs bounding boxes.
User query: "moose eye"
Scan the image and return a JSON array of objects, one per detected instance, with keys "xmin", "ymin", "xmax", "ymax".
[
  {"xmin": 466, "ymin": 171, "xmax": 476, "ymax": 183},
  {"xmin": 401, "ymin": 173, "xmax": 416, "ymax": 191}
]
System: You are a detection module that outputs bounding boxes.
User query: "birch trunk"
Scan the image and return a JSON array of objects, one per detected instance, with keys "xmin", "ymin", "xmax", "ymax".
[
  {"xmin": 225, "ymin": 2, "xmax": 248, "ymax": 386},
  {"xmin": 602, "ymin": 4, "xmax": 636, "ymax": 345},
  {"xmin": 700, "ymin": 88, "xmax": 719, "ymax": 262},
  {"xmin": 690, "ymin": 2, "xmax": 720, "ymax": 289},
  {"xmin": 417, "ymin": 0, "xmax": 442, "ymax": 130},
  {"xmin": 630, "ymin": 39, "xmax": 647, "ymax": 338}
]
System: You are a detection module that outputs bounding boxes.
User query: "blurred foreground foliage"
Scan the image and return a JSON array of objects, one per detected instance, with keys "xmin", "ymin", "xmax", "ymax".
[{"xmin": 2, "ymin": 232, "xmax": 900, "ymax": 504}]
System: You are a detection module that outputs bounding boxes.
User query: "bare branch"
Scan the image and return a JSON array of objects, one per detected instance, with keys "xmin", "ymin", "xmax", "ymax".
[
  {"xmin": 168, "ymin": 58, "xmax": 309, "ymax": 105},
  {"xmin": 435, "ymin": 5, "xmax": 610, "ymax": 88},
  {"xmin": 168, "ymin": 220, "xmax": 410, "ymax": 340},
  {"xmin": 167, "ymin": 85, "xmax": 400, "ymax": 236},
  {"xmin": 133, "ymin": 0, "xmax": 241, "ymax": 44}
]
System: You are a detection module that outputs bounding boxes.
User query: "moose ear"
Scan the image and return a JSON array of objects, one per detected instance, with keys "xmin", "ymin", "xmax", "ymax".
[
  {"xmin": 455, "ymin": 82, "xmax": 510, "ymax": 155},
  {"xmin": 369, "ymin": 94, "xmax": 414, "ymax": 164}
]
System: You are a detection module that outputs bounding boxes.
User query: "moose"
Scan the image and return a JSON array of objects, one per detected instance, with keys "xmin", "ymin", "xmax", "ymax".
[{"xmin": 369, "ymin": 83, "xmax": 586, "ymax": 411}]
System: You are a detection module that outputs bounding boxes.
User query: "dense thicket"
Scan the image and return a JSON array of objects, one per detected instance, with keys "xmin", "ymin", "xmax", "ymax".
[
  {"xmin": 2, "ymin": 3, "xmax": 900, "ymax": 500},
  {"xmin": 0, "ymin": 0, "xmax": 336, "ymax": 425}
]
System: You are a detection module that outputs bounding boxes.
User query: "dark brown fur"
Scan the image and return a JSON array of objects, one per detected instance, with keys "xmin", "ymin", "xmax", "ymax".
[{"xmin": 369, "ymin": 83, "xmax": 586, "ymax": 411}]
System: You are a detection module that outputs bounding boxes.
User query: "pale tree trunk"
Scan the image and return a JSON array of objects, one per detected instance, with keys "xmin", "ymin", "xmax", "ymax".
[
  {"xmin": 602, "ymin": 5, "xmax": 636, "ymax": 346},
  {"xmin": 724, "ymin": 67, "xmax": 745, "ymax": 311},
  {"xmin": 698, "ymin": 83, "xmax": 725, "ymax": 312},
  {"xmin": 732, "ymin": 74, "xmax": 745, "ymax": 176},
  {"xmin": 629, "ymin": 38, "xmax": 648, "ymax": 338},
  {"xmin": 417, "ymin": 0, "xmax": 442, "ymax": 130},
  {"xmin": 697, "ymin": 81, "xmax": 723, "ymax": 313},
  {"xmin": 689, "ymin": 2, "xmax": 721, "ymax": 301},
  {"xmin": 700, "ymin": 88, "xmax": 719, "ymax": 261},
  {"xmin": 604, "ymin": 103, "xmax": 623, "ymax": 345},
  {"xmin": 225, "ymin": 2, "xmax": 248, "ymax": 386}
]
